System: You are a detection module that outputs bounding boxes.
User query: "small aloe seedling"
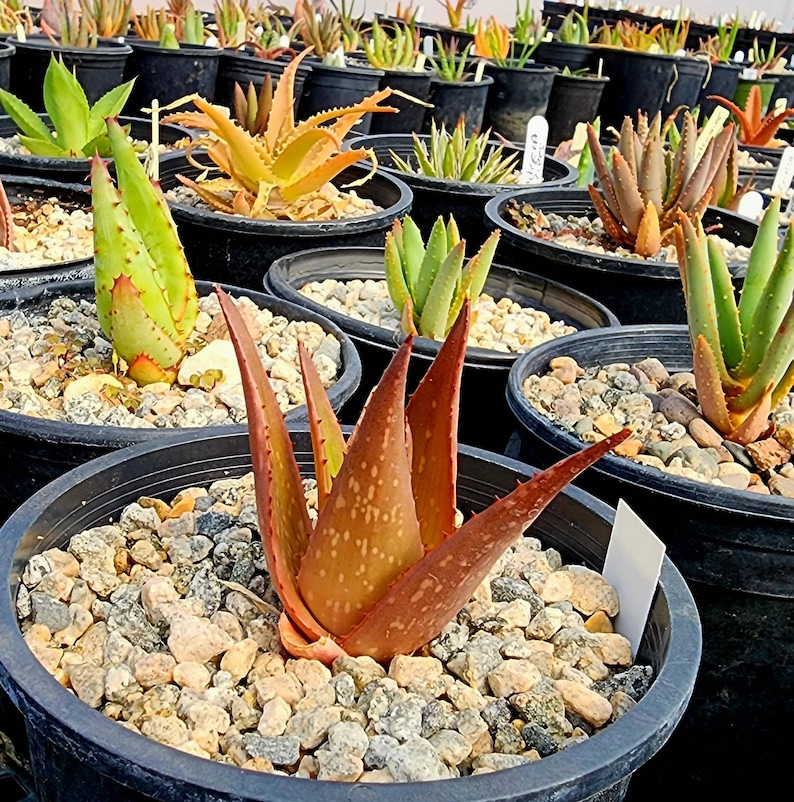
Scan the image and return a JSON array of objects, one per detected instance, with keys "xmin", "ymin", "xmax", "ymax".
[
  {"xmin": 217, "ymin": 286, "xmax": 630, "ymax": 663},
  {"xmin": 389, "ymin": 118, "xmax": 521, "ymax": 184},
  {"xmin": 709, "ymin": 84, "xmax": 794, "ymax": 147},
  {"xmin": 0, "ymin": 54, "xmax": 134, "ymax": 158},
  {"xmin": 677, "ymin": 198, "xmax": 794, "ymax": 445},
  {"xmin": 163, "ymin": 48, "xmax": 398, "ymax": 220},
  {"xmin": 384, "ymin": 214, "xmax": 500, "ymax": 339},
  {"xmin": 554, "ymin": 7, "xmax": 591, "ymax": 45},
  {"xmin": 587, "ymin": 110, "xmax": 737, "ymax": 257},
  {"xmin": 362, "ymin": 18, "xmax": 419, "ymax": 70},
  {"xmin": 91, "ymin": 118, "xmax": 198, "ymax": 385}
]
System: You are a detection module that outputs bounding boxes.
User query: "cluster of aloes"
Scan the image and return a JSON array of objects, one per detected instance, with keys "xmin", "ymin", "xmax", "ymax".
[
  {"xmin": 163, "ymin": 48, "xmax": 399, "ymax": 220},
  {"xmin": 586, "ymin": 110, "xmax": 741, "ymax": 258},
  {"xmin": 216, "ymin": 278, "xmax": 629, "ymax": 663},
  {"xmin": 362, "ymin": 17, "xmax": 421, "ymax": 71},
  {"xmin": 0, "ymin": 54, "xmax": 134, "ymax": 158},
  {"xmin": 676, "ymin": 197, "xmax": 794, "ymax": 445},
  {"xmin": 474, "ymin": 9, "xmax": 547, "ymax": 67},
  {"xmin": 132, "ymin": 0, "xmax": 206, "ymax": 46},
  {"xmin": 384, "ymin": 214, "xmax": 500, "ymax": 339},
  {"xmin": 39, "ymin": 0, "xmax": 132, "ymax": 47}
]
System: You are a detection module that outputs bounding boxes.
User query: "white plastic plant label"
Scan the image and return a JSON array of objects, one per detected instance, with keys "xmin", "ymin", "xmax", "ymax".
[
  {"xmin": 423, "ymin": 36, "xmax": 434, "ymax": 57},
  {"xmin": 474, "ymin": 60, "xmax": 485, "ymax": 82},
  {"xmin": 737, "ymin": 190, "xmax": 765, "ymax": 220},
  {"xmin": 775, "ymin": 97, "xmax": 789, "ymax": 114},
  {"xmin": 279, "ymin": 34, "xmax": 290, "ymax": 48},
  {"xmin": 521, "ymin": 116, "xmax": 549, "ymax": 185},
  {"xmin": 733, "ymin": 50, "xmax": 745, "ymax": 63},
  {"xmin": 694, "ymin": 106, "xmax": 729, "ymax": 162},
  {"xmin": 602, "ymin": 500, "xmax": 666, "ymax": 658},
  {"xmin": 772, "ymin": 146, "xmax": 794, "ymax": 195}
]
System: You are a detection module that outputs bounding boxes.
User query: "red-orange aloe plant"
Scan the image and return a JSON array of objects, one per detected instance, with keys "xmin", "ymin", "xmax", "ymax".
[
  {"xmin": 217, "ymin": 288, "xmax": 630, "ymax": 664},
  {"xmin": 709, "ymin": 84, "xmax": 794, "ymax": 147}
]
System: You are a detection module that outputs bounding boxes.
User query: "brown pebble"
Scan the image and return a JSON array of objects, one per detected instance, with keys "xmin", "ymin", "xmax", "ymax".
[
  {"xmin": 584, "ymin": 611, "xmax": 614, "ymax": 634},
  {"xmin": 746, "ymin": 437, "xmax": 791, "ymax": 472},
  {"xmin": 769, "ymin": 474, "xmax": 794, "ymax": 498},
  {"xmin": 688, "ymin": 417, "xmax": 724, "ymax": 449},
  {"xmin": 613, "ymin": 438, "xmax": 643, "ymax": 458}
]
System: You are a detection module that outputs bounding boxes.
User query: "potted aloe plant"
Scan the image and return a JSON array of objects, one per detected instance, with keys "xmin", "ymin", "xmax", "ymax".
[
  {"xmin": 156, "ymin": 48, "xmax": 411, "ymax": 290},
  {"xmin": 0, "ymin": 112, "xmax": 361, "ymax": 521},
  {"xmin": 262, "ymin": 208, "xmax": 618, "ymax": 453},
  {"xmin": 0, "ymin": 54, "xmax": 195, "ymax": 183},
  {"xmin": 347, "ymin": 117, "xmax": 576, "ymax": 251},
  {"xmin": 0, "ymin": 276, "xmax": 701, "ymax": 799},
  {"xmin": 484, "ymin": 111, "xmax": 758, "ymax": 324},
  {"xmin": 504, "ymin": 196, "xmax": 794, "ymax": 800},
  {"xmin": 7, "ymin": 0, "xmax": 134, "ymax": 109}
]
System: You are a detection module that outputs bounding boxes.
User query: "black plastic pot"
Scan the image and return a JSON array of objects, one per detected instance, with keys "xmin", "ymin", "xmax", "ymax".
[
  {"xmin": 532, "ymin": 41, "xmax": 598, "ymax": 73},
  {"xmin": 298, "ymin": 60, "xmax": 384, "ymax": 135},
  {"xmin": 0, "ymin": 175, "xmax": 93, "ymax": 292},
  {"xmin": 368, "ymin": 67, "xmax": 434, "ymax": 135},
  {"xmin": 0, "ymin": 279, "xmax": 361, "ymax": 521},
  {"xmin": 696, "ymin": 62, "xmax": 742, "ymax": 118},
  {"xmin": 123, "ymin": 40, "xmax": 222, "ymax": 115},
  {"xmin": 504, "ymin": 324, "xmax": 794, "ymax": 799},
  {"xmin": 0, "ymin": 39, "xmax": 14, "ymax": 90},
  {"xmin": 263, "ymin": 246, "xmax": 619, "ymax": 452},
  {"xmin": 764, "ymin": 69, "xmax": 794, "ymax": 108},
  {"xmin": 158, "ymin": 153, "xmax": 412, "ymax": 289},
  {"xmin": 738, "ymin": 143, "xmax": 781, "ymax": 191},
  {"xmin": 345, "ymin": 131, "xmax": 576, "ymax": 251},
  {"xmin": 213, "ymin": 48, "xmax": 311, "ymax": 111},
  {"xmin": 0, "ymin": 426, "xmax": 700, "ymax": 801},
  {"xmin": 7, "ymin": 35, "xmax": 132, "ymax": 110},
  {"xmin": 595, "ymin": 49, "xmax": 682, "ymax": 130},
  {"xmin": 660, "ymin": 57, "xmax": 709, "ymax": 119},
  {"xmin": 423, "ymin": 75, "xmax": 493, "ymax": 137},
  {"xmin": 479, "ymin": 61, "xmax": 557, "ymax": 143},
  {"xmin": 545, "ymin": 73, "xmax": 609, "ymax": 147},
  {"xmin": 0, "ymin": 114, "xmax": 195, "ymax": 184},
  {"xmin": 484, "ymin": 187, "xmax": 757, "ymax": 325}
]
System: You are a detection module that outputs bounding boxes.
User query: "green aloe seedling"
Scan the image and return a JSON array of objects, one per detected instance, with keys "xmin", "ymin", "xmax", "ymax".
[
  {"xmin": 676, "ymin": 197, "xmax": 794, "ymax": 445},
  {"xmin": 0, "ymin": 54, "xmax": 134, "ymax": 158},
  {"xmin": 384, "ymin": 214, "xmax": 500, "ymax": 340},
  {"xmin": 217, "ymin": 287, "xmax": 630, "ymax": 663},
  {"xmin": 91, "ymin": 117, "xmax": 198, "ymax": 386}
]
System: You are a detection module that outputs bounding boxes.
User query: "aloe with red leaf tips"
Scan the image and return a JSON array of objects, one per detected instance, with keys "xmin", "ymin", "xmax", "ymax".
[
  {"xmin": 217, "ymin": 286, "xmax": 630, "ymax": 664},
  {"xmin": 676, "ymin": 197, "xmax": 794, "ymax": 445},
  {"xmin": 709, "ymin": 83, "xmax": 794, "ymax": 147}
]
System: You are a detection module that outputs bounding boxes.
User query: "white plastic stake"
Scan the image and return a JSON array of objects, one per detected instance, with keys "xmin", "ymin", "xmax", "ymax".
[
  {"xmin": 733, "ymin": 49, "xmax": 745, "ymax": 63},
  {"xmin": 775, "ymin": 97, "xmax": 788, "ymax": 114},
  {"xmin": 771, "ymin": 146, "xmax": 794, "ymax": 195},
  {"xmin": 520, "ymin": 115, "xmax": 548, "ymax": 185},
  {"xmin": 474, "ymin": 59, "xmax": 485, "ymax": 83},
  {"xmin": 148, "ymin": 99, "xmax": 160, "ymax": 183},
  {"xmin": 414, "ymin": 53, "xmax": 426, "ymax": 72},
  {"xmin": 415, "ymin": 5, "xmax": 424, "ymax": 22},
  {"xmin": 597, "ymin": 57, "xmax": 603, "ymax": 78},
  {"xmin": 737, "ymin": 190, "xmax": 765, "ymax": 219},
  {"xmin": 279, "ymin": 34, "xmax": 290, "ymax": 49},
  {"xmin": 694, "ymin": 106, "xmax": 730, "ymax": 162},
  {"xmin": 423, "ymin": 35, "xmax": 434, "ymax": 57},
  {"xmin": 14, "ymin": 22, "xmax": 25, "ymax": 42},
  {"xmin": 602, "ymin": 501, "xmax": 666, "ymax": 658}
]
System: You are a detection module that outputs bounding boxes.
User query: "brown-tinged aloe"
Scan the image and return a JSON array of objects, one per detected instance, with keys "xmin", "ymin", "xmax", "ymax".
[
  {"xmin": 709, "ymin": 84, "xmax": 794, "ymax": 147},
  {"xmin": 586, "ymin": 111, "xmax": 738, "ymax": 258},
  {"xmin": 163, "ymin": 48, "xmax": 399, "ymax": 220},
  {"xmin": 676, "ymin": 197, "xmax": 794, "ymax": 445},
  {"xmin": 217, "ymin": 286, "xmax": 629, "ymax": 663}
]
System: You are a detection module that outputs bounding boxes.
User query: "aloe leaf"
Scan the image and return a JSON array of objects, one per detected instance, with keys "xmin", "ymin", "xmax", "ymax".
[
  {"xmin": 692, "ymin": 334, "xmax": 733, "ymax": 434},
  {"xmin": 17, "ymin": 133, "xmax": 67, "ymax": 158},
  {"xmin": 298, "ymin": 337, "xmax": 424, "ymax": 637},
  {"xmin": 449, "ymin": 231, "xmax": 500, "ymax": 331},
  {"xmin": 43, "ymin": 55, "xmax": 90, "ymax": 155},
  {"xmin": 0, "ymin": 88, "xmax": 59, "ymax": 146},
  {"xmin": 87, "ymin": 79, "xmax": 135, "ymax": 142},
  {"xmin": 414, "ymin": 216, "xmax": 447, "ymax": 314},
  {"xmin": 738, "ymin": 198, "xmax": 784, "ymax": 339},
  {"xmin": 405, "ymin": 302, "xmax": 469, "ymax": 550},
  {"xmin": 400, "ymin": 216, "xmax": 426, "ymax": 295},
  {"xmin": 105, "ymin": 119, "xmax": 198, "ymax": 339},
  {"xmin": 298, "ymin": 343, "xmax": 346, "ymax": 513},
  {"xmin": 339, "ymin": 429, "xmax": 631, "ymax": 662},
  {"xmin": 736, "ymin": 218, "xmax": 794, "ymax": 380},
  {"xmin": 707, "ymin": 238, "xmax": 743, "ymax": 371},
  {"xmin": 216, "ymin": 286, "xmax": 328, "ymax": 642},
  {"xmin": 384, "ymin": 229, "xmax": 412, "ymax": 327},
  {"xmin": 419, "ymin": 241, "xmax": 466, "ymax": 340}
]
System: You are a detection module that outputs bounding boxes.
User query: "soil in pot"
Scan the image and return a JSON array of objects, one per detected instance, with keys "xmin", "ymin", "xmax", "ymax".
[
  {"xmin": 484, "ymin": 187, "xmax": 757, "ymax": 325},
  {"xmin": 262, "ymin": 246, "xmax": 618, "ymax": 453},
  {"xmin": 504, "ymin": 325, "xmax": 794, "ymax": 799},
  {"xmin": 481, "ymin": 62, "xmax": 558, "ymax": 143},
  {"xmin": 0, "ymin": 280, "xmax": 361, "ymax": 521},
  {"xmin": 423, "ymin": 75, "xmax": 493, "ymax": 138},
  {"xmin": 0, "ymin": 428, "xmax": 701, "ymax": 801}
]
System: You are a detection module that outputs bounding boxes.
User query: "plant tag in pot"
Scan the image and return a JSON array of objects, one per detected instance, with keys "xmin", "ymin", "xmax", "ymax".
[
  {"xmin": 423, "ymin": 36, "xmax": 434, "ymax": 57},
  {"xmin": 737, "ymin": 190, "xmax": 765, "ymax": 219},
  {"xmin": 520, "ymin": 115, "xmax": 548, "ymax": 185},
  {"xmin": 772, "ymin": 146, "xmax": 794, "ymax": 195},
  {"xmin": 602, "ymin": 500, "xmax": 665, "ymax": 658},
  {"xmin": 694, "ymin": 107, "xmax": 730, "ymax": 162}
]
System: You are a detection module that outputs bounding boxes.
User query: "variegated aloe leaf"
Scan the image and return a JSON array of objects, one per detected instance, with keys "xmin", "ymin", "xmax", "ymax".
[{"xmin": 339, "ymin": 428, "xmax": 632, "ymax": 662}]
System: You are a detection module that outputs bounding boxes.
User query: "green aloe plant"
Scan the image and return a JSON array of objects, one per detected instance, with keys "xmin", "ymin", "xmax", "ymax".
[
  {"xmin": 91, "ymin": 117, "xmax": 198, "ymax": 386},
  {"xmin": 676, "ymin": 197, "xmax": 794, "ymax": 445},
  {"xmin": 216, "ymin": 287, "xmax": 629, "ymax": 663},
  {"xmin": 384, "ymin": 214, "xmax": 500, "ymax": 340},
  {"xmin": 0, "ymin": 55, "xmax": 134, "ymax": 158}
]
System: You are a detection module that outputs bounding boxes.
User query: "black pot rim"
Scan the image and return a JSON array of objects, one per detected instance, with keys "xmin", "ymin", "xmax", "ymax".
[
  {"xmin": 483, "ymin": 187, "xmax": 754, "ymax": 280},
  {"xmin": 163, "ymin": 161, "xmax": 413, "ymax": 236},
  {"xmin": 263, "ymin": 246, "xmax": 621, "ymax": 366},
  {"xmin": 127, "ymin": 39, "xmax": 223, "ymax": 56},
  {"xmin": 0, "ymin": 40, "xmax": 14, "ymax": 55},
  {"xmin": 482, "ymin": 61, "xmax": 559, "ymax": 75},
  {"xmin": 0, "ymin": 427, "xmax": 701, "ymax": 802},
  {"xmin": 551, "ymin": 73, "xmax": 611, "ymax": 85},
  {"xmin": 304, "ymin": 58, "xmax": 384, "ymax": 78},
  {"xmin": 7, "ymin": 33, "xmax": 133, "ymax": 55},
  {"xmin": 0, "ymin": 278, "xmax": 362, "ymax": 446},
  {"xmin": 345, "ymin": 133, "xmax": 577, "ymax": 196},
  {"xmin": 0, "ymin": 173, "xmax": 93, "ymax": 277},
  {"xmin": 506, "ymin": 323, "xmax": 794, "ymax": 525},
  {"xmin": 429, "ymin": 74, "xmax": 494, "ymax": 88}
]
